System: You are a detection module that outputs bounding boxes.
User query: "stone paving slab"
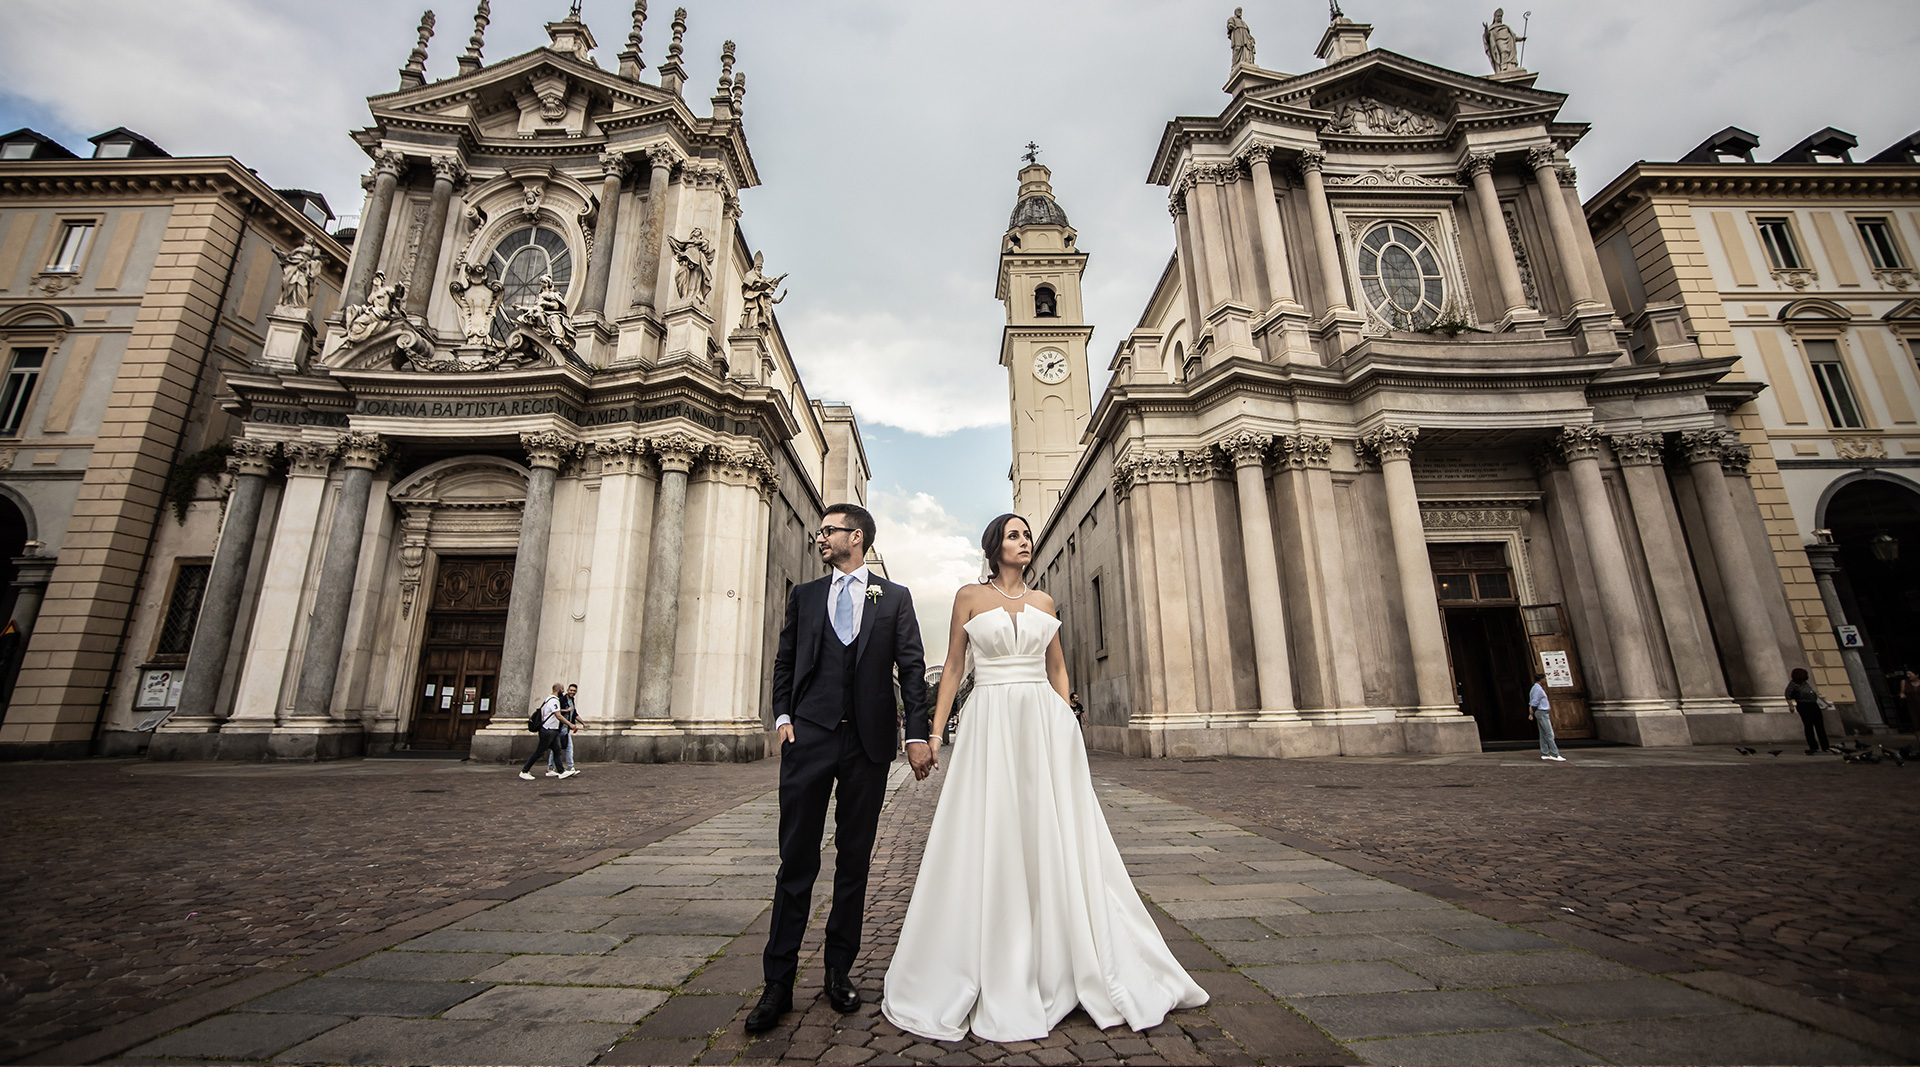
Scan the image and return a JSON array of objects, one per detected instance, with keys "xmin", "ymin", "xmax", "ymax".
[{"xmin": 80, "ymin": 759, "xmax": 1912, "ymax": 1066}]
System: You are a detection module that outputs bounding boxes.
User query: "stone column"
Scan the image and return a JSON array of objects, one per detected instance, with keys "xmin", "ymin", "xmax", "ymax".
[
  {"xmin": 1297, "ymin": 150, "xmax": 1351, "ymax": 314},
  {"xmin": 174, "ymin": 438, "xmax": 277, "ymax": 724},
  {"xmin": 495, "ymin": 430, "xmax": 573, "ymax": 728},
  {"xmin": 635, "ymin": 145, "xmax": 679, "ymax": 310},
  {"xmin": 1680, "ymin": 430, "xmax": 1788, "ymax": 704},
  {"xmin": 583, "ymin": 150, "xmax": 630, "ymax": 316},
  {"xmin": 1243, "ymin": 145, "xmax": 1300, "ymax": 310},
  {"xmin": 1609, "ymin": 433, "xmax": 1728, "ymax": 706},
  {"xmin": 1362, "ymin": 426, "xmax": 1452, "ymax": 712},
  {"xmin": 1188, "ymin": 166, "xmax": 1236, "ymax": 309},
  {"xmin": 1558, "ymin": 427, "xmax": 1659, "ymax": 702},
  {"xmin": 1220, "ymin": 432, "xmax": 1294, "ymax": 718},
  {"xmin": 291, "ymin": 433, "xmax": 388, "ymax": 721},
  {"xmin": 1, "ymin": 555, "xmax": 55, "ymax": 708},
  {"xmin": 405, "ymin": 156, "xmax": 464, "ymax": 316},
  {"xmin": 1170, "ymin": 189, "xmax": 1207, "ymax": 345},
  {"xmin": 1178, "ymin": 179, "xmax": 1215, "ymax": 315},
  {"xmin": 345, "ymin": 149, "xmax": 407, "ymax": 307},
  {"xmin": 1804, "ymin": 543, "xmax": 1886, "ymax": 731},
  {"xmin": 636, "ymin": 433, "xmax": 702, "ymax": 720},
  {"xmin": 1528, "ymin": 146, "xmax": 1597, "ymax": 310},
  {"xmin": 1464, "ymin": 152, "xmax": 1532, "ymax": 319}
]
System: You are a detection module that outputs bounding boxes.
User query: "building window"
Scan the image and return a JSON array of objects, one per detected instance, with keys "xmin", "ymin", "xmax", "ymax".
[
  {"xmin": 1089, "ymin": 574, "xmax": 1106, "ymax": 653},
  {"xmin": 1357, "ymin": 222, "xmax": 1445, "ymax": 330},
  {"xmin": 154, "ymin": 563, "xmax": 213, "ymax": 657},
  {"xmin": 47, "ymin": 221, "xmax": 95, "ymax": 273},
  {"xmin": 1804, "ymin": 339, "xmax": 1864, "ymax": 428},
  {"xmin": 1034, "ymin": 285, "xmax": 1057, "ymax": 318},
  {"xmin": 1, "ymin": 141, "xmax": 35, "ymax": 161},
  {"xmin": 1755, "ymin": 218, "xmax": 1803, "ymax": 271},
  {"xmin": 484, "ymin": 224, "xmax": 574, "ymax": 341},
  {"xmin": 1856, "ymin": 218, "xmax": 1906, "ymax": 271},
  {"xmin": 0, "ymin": 347, "xmax": 46, "ymax": 436}
]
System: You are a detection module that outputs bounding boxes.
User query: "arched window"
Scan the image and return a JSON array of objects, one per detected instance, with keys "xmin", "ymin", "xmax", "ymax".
[
  {"xmin": 1357, "ymin": 221, "xmax": 1445, "ymax": 330},
  {"xmin": 1034, "ymin": 285, "xmax": 1058, "ymax": 318},
  {"xmin": 485, "ymin": 224, "xmax": 574, "ymax": 341}
]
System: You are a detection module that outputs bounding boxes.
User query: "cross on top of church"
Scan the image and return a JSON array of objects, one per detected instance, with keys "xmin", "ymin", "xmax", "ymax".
[{"xmin": 1023, "ymin": 142, "xmax": 1041, "ymax": 164}]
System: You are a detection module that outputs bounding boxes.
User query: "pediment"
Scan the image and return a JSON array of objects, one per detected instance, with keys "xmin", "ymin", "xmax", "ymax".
[
  {"xmin": 390, "ymin": 455, "xmax": 531, "ymax": 508},
  {"xmin": 370, "ymin": 49, "xmax": 678, "ymax": 133},
  {"xmin": 1886, "ymin": 299, "xmax": 1920, "ymax": 323},
  {"xmin": 1247, "ymin": 49, "xmax": 1566, "ymax": 133},
  {"xmin": 1779, "ymin": 297, "xmax": 1851, "ymax": 321}
]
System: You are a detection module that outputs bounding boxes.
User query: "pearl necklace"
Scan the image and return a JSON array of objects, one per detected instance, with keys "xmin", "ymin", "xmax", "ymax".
[{"xmin": 989, "ymin": 578, "xmax": 1028, "ymax": 600}]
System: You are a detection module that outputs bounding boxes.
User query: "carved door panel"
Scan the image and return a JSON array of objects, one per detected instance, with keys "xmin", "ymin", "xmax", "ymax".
[
  {"xmin": 405, "ymin": 556, "xmax": 513, "ymax": 751},
  {"xmin": 1522, "ymin": 603, "xmax": 1594, "ymax": 739}
]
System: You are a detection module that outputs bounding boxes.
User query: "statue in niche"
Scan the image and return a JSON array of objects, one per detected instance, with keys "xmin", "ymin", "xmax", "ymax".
[
  {"xmin": 273, "ymin": 237, "xmax": 324, "ymax": 312},
  {"xmin": 737, "ymin": 251, "xmax": 788, "ymax": 331},
  {"xmin": 342, "ymin": 270, "xmax": 406, "ymax": 342},
  {"xmin": 448, "ymin": 258, "xmax": 504, "ymax": 346},
  {"xmin": 669, "ymin": 226, "xmax": 715, "ymax": 305},
  {"xmin": 1482, "ymin": 8, "xmax": 1524, "ymax": 73},
  {"xmin": 513, "ymin": 275, "xmax": 576, "ymax": 350},
  {"xmin": 1227, "ymin": 7, "xmax": 1257, "ymax": 68}
]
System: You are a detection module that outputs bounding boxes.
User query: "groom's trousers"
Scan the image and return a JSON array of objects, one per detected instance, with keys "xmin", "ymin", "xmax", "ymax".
[{"xmin": 765, "ymin": 715, "xmax": 890, "ymax": 987}]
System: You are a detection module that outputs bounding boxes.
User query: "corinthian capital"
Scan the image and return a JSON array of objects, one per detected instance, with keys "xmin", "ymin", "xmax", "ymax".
[
  {"xmin": 284, "ymin": 440, "xmax": 334, "ymax": 477},
  {"xmin": 1677, "ymin": 429, "xmax": 1729, "ymax": 465},
  {"xmin": 649, "ymin": 431, "xmax": 703, "ymax": 474},
  {"xmin": 227, "ymin": 438, "xmax": 279, "ymax": 477},
  {"xmin": 430, "ymin": 155, "xmax": 468, "ymax": 185},
  {"xmin": 1296, "ymin": 148, "xmax": 1327, "ymax": 175},
  {"xmin": 1555, "ymin": 425, "xmax": 1605, "ymax": 462},
  {"xmin": 521, "ymin": 429, "xmax": 580, "ymax": 471},
  {"xmin": 1607, "ymin": 432, "xmax": 1665, "ymax": 467},
  {"xmin": 598, "ymin": 149, "xmax": 632, "ymax": 181},
  {"xmin": 336, "ymin": 432, "xmax": 389, "ymax": 470},
  {"xmin": 646, "ymin": 143, "xmax": 681, "ymax": 170},
  {"xmin": 1217, "ymin": 430, "xmax": 1273, "ymax": 469},
  {"xmin": 595, "ymin": 435, "xmax": 646, "ymax": 474},
  {"xmin": 1277, "ymin": 434, "xmax": 1334, "ymax": 470},
  {"xmin": 1360, "ymin": 425, "xmax": 1419, "ymax": 462},
  {"xmin": 1461, "ymin": 151, "xmax": 1495, "ymax": 182},
  {"xmin": 1721, "ymin": 442, "xmax": 1752, "ymax": 475},
  {"xmin": 1242, "ymin": 142, "xmax": 1275, "ymax": 168},
  {"xmin": 1525, "ymin": 145, "xmax": 1559, "ymax": 173},
  {"xmin": 373, "ymin": 149, "xmax": 409, "ymax": 179}
]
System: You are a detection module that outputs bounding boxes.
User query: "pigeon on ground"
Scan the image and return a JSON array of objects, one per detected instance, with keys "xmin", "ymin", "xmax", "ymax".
[{"xmin": 1735, "ymin": 746, "xmax": 1756, "ymax": 755}]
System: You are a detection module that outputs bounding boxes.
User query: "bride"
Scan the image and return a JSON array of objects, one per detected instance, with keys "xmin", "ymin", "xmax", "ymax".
[{"xmin": 881, "ymin": 513, "xmax": 1208, "ymax": 1042}]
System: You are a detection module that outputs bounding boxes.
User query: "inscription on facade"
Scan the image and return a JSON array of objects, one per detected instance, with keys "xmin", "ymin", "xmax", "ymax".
[
  {"xmin": 1410, "ymin": 454, "xmax": 1527, "ymax": 481},
  {"xmin": 246, "ymin": 406, "xmax": 352, "ymax": 428}
]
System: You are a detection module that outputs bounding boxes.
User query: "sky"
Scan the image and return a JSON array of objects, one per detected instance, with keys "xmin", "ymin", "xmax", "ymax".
[{"xmin": 4, "ymin": 0, "xmax": 1918, "ymax": 663}]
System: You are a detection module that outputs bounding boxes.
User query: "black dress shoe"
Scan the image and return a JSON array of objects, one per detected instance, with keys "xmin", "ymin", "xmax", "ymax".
[
  {"xmin": 744, "ymin": 983, "xmax": 792, "ymax": 1033},
  {"xmin": 825, "ymin": 967, "xmax": 860, "ymax": 1013}
]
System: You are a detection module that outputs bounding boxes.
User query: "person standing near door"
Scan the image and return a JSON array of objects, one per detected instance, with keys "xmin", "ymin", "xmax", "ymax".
[
  {"xmin": 1785, "ymin": 668, "xmax": 1831, "ymax": 755},
  {"xmin": 521, "ymin": 683, "xmax": 577, "ymax": 780},
  {"xmin": 1528, "ymin": 673, "xmax": 1564, "ymax": 761}
]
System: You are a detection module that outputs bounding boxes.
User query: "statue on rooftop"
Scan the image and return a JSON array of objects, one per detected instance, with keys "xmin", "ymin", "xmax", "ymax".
[
  {"xmin": 737, "ymin": 251, "xmax": 788, "ymax": 331},
  {"xmin": 1482, "ymin": 8, "xmax": 1525, "ymax": 73},
  {"xmin": 669, "ymin": 226, "xmax": 715, "ymax": 305},
  {"xmin": 514, "ymin": 275, "xmax": 575, "ymax": 350},
  {"xmin": 273, "ymin": 237, "xmax": 324, "ymax": 312},
  {"xmin": 342, "ymin": 270, "xmax": 406, "ymax": 343},
  {"xmin": 1227, "ymin": 7, "xmax": 1257, "ymax": 68}
]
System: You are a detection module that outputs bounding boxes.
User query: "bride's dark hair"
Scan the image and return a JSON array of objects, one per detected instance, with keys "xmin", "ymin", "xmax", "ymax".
[{"xmin": 980, "ymin": 513, "xmax": 1031, "ymax": 579}]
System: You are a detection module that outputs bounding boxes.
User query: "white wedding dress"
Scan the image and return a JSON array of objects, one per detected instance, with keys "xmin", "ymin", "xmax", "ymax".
[{"xmin": 881, "ymin": 607, "xmax": 1208, "ymax": 1042}]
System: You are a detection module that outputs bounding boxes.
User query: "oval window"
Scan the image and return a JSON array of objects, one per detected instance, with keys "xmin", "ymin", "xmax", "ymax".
[
  {"xmin": 485, "ymin": 224, "xmax": 575, "ymax": 341},
  {"xmin": 1357, "ymin": 222, "xmax": 1446, "ymax": 330}
]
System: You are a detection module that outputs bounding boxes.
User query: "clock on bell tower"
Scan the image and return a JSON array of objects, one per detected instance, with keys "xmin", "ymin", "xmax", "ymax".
[{"xmin": 997, "ymin": 158, "xmax": 1093, "ymax": 528}]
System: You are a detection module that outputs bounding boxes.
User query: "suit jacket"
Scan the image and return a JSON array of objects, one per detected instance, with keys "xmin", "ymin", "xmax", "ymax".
[{"xmin": 771, "ymin": 572, "xmax": 931, "ymax": 764}]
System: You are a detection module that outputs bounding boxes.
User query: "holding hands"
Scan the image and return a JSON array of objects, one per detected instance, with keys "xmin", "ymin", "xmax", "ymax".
[{"xmin": 907, "ymin": 738, "xmax": 940, "ymax": 780}]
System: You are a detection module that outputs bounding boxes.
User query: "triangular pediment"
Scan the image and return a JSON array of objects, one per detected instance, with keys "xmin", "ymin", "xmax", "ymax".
[
  {"xmin": 1247, "ymin": 49, "xmax": 1566, "ymax": 131},
  {"xmin": 372, "ymin": 47, "xmax": 677, "ymax": 118}
]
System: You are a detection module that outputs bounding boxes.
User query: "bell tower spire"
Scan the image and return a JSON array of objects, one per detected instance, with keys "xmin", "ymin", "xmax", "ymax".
[{"xmin": 995, "ymin": 151, "xmax": 1094, "ymax": 527}]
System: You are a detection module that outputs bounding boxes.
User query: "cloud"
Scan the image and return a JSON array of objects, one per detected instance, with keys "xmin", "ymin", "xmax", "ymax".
[
  {"xmin": 783, "ymin": 309, "xmax": 1007, "ymax": 435},
  {"xmin": 869, "ymin": 489, "xmax": 983, "ymax": 667}
]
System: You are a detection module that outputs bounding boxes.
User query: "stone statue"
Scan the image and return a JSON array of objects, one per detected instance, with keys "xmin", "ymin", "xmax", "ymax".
[
  {"xmin": 514, "ymin": 275, "xmax": 576, "ymax": 350},
  {"xmin": 273, "ymin": 237, "xmax": 324, "ymax": 312},
  {"xmin": 341, "ymin": 270, "xmax": 406, "ymax": 343},
  {"xmin": 669, "ymin": 226, "xmax": 715, "ymax": 305},
  {"xmin": 737, "ymin": 251, "xmax": 787, "ymax": 331},
  {"xmin": 1327, "ymin": 96, "xmax": 1439, "ymax": 136},
  {"xmin": 1482, "ymin": 8, "xmax": 1524, "ymax": 73},
  {"xmin": 1227, "ymin": 7, "xmax": 1257, "ymax": 68},
  {"xmin": 448, "ymin": 259, "xmax": 504, "ymax": 346}
]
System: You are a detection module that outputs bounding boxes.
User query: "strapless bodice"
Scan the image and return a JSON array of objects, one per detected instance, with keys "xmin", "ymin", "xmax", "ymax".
[{"xmin": 963, "ymin": 607, "xmax": 1059, "ymax": 685}]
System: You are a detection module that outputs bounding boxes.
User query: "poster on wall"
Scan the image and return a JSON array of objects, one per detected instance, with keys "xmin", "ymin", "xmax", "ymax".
[
  {"xmin": 1539, "ymin": 650, "xmax": 1574, "ymax": 688},
  {"xmin": 136, "ymin": 670, "xmax": 175, "ymax": 709}
]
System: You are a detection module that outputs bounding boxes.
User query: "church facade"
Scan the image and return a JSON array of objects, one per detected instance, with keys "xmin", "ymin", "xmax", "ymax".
[
  {"xmin": 114, "ymin": 4, "xmax": 864, "ymax": 762},
  {"xmin": 1015, "ymin": 10, "xmax": 1822, "ymax": 757}
]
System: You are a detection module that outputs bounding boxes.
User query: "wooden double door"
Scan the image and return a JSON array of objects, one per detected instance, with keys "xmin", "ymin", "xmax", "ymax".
[
  {"xmin": 1430, "ymin": 543, "xmax": 1593, "ymax": 742},
  {"xmin": 406, "ymin": 557, "xmax": 513, "ymax": 751}
]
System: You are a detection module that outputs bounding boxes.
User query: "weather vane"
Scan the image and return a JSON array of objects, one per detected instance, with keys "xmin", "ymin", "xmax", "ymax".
[{"xmin": 1022, "ymin": 142, "xmax": 1041, "ymax": 164}]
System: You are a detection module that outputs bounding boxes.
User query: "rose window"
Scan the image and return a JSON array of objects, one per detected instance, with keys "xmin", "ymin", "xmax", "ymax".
[
  {"xmin": 485, "ymin": 224, "xmax": 574, "ymax": 341},
  {"xmin": 1357, "ymin": 222, "xmax": 1446, "ymax": 330}
]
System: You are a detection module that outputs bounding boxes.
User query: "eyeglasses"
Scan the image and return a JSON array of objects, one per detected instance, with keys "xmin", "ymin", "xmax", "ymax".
[{"xmin": 814, "ymin": 524, "xmax": 858, "ymax": 540}]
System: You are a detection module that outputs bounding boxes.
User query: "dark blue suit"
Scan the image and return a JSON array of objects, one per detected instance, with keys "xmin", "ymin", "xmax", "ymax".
[{"xmin": 763, "ymin": 571, "xmax": 931, "ymax": 987}]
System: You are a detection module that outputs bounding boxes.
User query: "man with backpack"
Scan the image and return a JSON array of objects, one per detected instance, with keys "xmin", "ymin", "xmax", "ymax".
[{"xmin": 520, "ymin": 683, "xmax": 576, "ymax": 780}]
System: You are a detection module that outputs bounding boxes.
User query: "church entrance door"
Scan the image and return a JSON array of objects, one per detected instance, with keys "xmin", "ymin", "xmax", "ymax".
[
  {"xmin": 1431, "ymin": 543, "xmax": 1535, "ymax": 742},
  {"xmin": 406, "ymin": 556, "xmax": 513, "ymax": 751}
]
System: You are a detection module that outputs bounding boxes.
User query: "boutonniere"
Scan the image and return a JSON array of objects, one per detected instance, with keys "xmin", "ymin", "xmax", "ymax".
[{"xmin": 865, "ymin": 585, "xmax": 884, "ymax": 603}]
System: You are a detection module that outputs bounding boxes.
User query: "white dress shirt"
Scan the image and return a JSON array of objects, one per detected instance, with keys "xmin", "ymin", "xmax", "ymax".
[{"xmin": 775, "ymin": 565, "xmax": 871, "ymax": 732}]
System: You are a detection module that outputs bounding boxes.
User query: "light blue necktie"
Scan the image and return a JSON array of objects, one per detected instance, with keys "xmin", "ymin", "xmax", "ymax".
[{"xmin": 834, "ymin": 577, "xmax": 855, "ymax": 645}]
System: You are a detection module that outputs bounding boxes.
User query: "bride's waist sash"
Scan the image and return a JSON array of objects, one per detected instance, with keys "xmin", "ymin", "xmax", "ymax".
[{"xmin": 972, "ymin": 654, "xmax": 1048, "ymax": 686}]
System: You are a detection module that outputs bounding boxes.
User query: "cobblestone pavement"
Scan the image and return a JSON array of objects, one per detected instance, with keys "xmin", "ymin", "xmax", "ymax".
[
  {"xmin": 0, "ymin": 757, "xmax": 778, "ymax": 1064},
  {"xmin": 1092, "ymin": 745, "xmax": 1920, "ymax": 1033},
  {"xmin": 62, "ymin": 752, "xmax": 1913, "ymax": 1066}
]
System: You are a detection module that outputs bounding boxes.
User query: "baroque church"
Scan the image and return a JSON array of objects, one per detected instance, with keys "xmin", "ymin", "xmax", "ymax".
[
  {"xmin": 129, "ymin": 3, "xmax": 865, "ymax": 761},
  {"xmin": 1012, "ymin": 8, "xmax": 1822, "ymax": 756}
]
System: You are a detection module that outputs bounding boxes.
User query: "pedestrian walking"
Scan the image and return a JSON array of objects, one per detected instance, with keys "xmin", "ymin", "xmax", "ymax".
[
  {"xmin": 1528, "ymin": 672, "xmax": 1564, "ymax": 761},
  {"xmin": 1785, "ymin": 667, "xmax": 1831, "ymax": 755},
  {"xmin": 548, "ymin": 683, "xmax": 584, "ymax": 776},
  {"xmin": 520, "ymin": 683, "xmax": 577, "ymax": 780}
]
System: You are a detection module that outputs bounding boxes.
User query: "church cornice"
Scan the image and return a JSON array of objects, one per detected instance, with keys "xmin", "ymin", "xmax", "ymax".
[{"xmin": 1585, "ymin": 162, "xmax": 1920, "ymax": 230}]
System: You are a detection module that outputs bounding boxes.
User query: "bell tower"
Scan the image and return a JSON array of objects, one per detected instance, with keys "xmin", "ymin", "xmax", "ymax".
[{"xmin": 997, "ymin": 156, "xmax": 1093, "ymax": 528}]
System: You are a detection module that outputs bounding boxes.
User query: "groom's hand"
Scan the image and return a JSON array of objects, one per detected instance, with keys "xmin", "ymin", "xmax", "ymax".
[
  {"xmin": 776, "ymin": 722, "xmax": 795, "ymax": 746},
  {"xmin": 906, "ymin": 739, "xmax": 938, "ymax": 780}
]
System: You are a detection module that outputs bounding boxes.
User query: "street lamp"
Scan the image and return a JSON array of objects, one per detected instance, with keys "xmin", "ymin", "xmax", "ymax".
[{"xmin": 1870, "ymin": 531, "xmax": 1899, "ymax": 562}]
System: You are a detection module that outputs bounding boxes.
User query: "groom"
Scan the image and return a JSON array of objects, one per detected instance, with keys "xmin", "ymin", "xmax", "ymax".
[{"xmin": 747, "ymin": 503, "xmax": 935, "ymax": 1032}]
